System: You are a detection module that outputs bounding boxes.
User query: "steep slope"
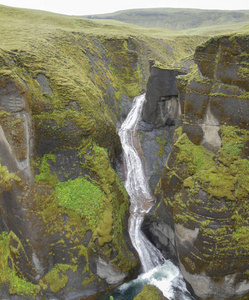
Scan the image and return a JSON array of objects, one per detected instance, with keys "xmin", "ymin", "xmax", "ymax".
[
  {"xmin": 0, "ymin": 5, "xmax": 205, "ymax": 299},
  {"xmin": 143, "ymin": 33, "xmax": 249, "ymax": 299}
]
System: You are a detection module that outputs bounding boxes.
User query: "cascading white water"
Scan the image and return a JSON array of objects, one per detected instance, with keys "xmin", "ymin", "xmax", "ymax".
[
  {"xmin": 119, "ymin": 94, "xmax": 164, "ymax": 272},
  {"xmin": 118, "ymin": 94, "xmax": 194, "ymax": 300}
]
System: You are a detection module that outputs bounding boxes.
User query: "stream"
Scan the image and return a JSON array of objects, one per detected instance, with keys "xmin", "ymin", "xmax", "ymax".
[{"xmin": 98, "ymin": 94, "xmax": 194, "ymax": 300}]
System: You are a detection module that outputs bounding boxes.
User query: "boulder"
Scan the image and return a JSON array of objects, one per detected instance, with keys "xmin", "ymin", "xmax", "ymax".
[{"xmin": 134, "ymin": 284, "xmax": 168, "ymax": 300}]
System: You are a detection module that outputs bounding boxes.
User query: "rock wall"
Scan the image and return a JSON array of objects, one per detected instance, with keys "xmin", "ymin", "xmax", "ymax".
[
  {"xmin": 138, "ymin": 65, "xmax": 185, "ymax": 192},
  {"xmin": 0, "ymin": 34, "xmax": 144, "ymax": 300},
  {"xmin": 0, "ymin": 67, "xmax": 139, "ymax": 300},
  {"xmin": 142, "ymin": 65, "xmax": 185, "ymax": 127},
  {"xmin": 144, "ymin": 34, "xmax": 249, "ymax": 299}
]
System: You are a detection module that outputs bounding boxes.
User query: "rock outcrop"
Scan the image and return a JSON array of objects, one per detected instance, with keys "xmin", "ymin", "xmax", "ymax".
[
  {"xmin": 138, "ymin": 65, "xmax": 185, "ymax": 192},
  {"xmin": 0, "ymin": 66, "xmax": 139, "ymax": 300},
  {"xmin": 142, "ymin": 65, "xmax": 185, "ymax": 127},
  {"xmin": 144, "ymin": 34, "xmax": 249, "ymax": 299},
  {"xmin": 134, "ymin": 284, "xmax": 169, "ymax": 300}
]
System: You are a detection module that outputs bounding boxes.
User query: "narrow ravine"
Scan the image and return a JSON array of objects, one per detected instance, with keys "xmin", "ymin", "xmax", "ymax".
[{"xmin": 116, "ymin": 94, "xmax": 194, "ymax": 300}]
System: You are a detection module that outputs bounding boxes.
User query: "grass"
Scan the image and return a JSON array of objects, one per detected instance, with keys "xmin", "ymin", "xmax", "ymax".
[{"xmin": 84, "ymin": 7, "xmax": 249, "ymax": 33}]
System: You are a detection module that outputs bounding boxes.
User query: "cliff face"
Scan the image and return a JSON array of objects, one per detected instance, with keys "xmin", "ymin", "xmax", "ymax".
[
  {"xmin": 144, "ymin": 34, "xmax": 249, "ymax": 299},
  {"xmin": 0, "ymin": 55, "xmax": 138, "ymax": 299}
]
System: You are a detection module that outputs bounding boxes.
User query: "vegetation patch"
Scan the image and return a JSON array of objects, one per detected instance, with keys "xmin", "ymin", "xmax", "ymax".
[
  {"xmin": 34, "ymin": 154, "xmax": 58, "ymax": 186},
  {"xmin": 175, "ymin": 132, "xmax": 215, "ymax": 175},
  {"xmin": 55, "ymin": 177, "xmax": 106, "ymax": 227},
  {"xmin": 40, "ymin": 264, "xmax": 71, "ymax": 293},
  {"xmin": 0, "ymin": 161, "xmax": 21, "ymax": 191},
  {"xmin": 0, "ymin": 231, "xmax": 40, "ymax": 296},
  {"xmin": 156, "ymin": 134, "xmax": 167, "ymax": 158}
]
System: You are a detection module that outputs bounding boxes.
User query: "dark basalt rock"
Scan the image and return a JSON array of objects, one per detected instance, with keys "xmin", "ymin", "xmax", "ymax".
[
  {"xmin": 195, "ymin": 35, "xmax": 249, "ymax": 91},
  {"xmin": 142, "ymin": 65, "xmax": 186, "ymax": 127},
  {"xmin": 144, "ymin": 34, "xmax": 249, "ymax": 300},
  {"xmin": 142, "ymin": 201, "xmax": 178, "ymax": 265},
  {"xmin": 0, "ymin": 64, "xmax": 138, "ymax": 299}
]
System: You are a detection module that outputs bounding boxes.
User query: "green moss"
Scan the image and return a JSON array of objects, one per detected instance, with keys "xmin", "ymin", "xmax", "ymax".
[
  {"xmin": 41, "ymin": 264, "xmax": 71, "ymax": 293},
  {"xmin": 196, "ymin": 166, "xmax": 237, "ymax": 200},
  {"xmin": 238, "ymin": 66, "xmax": 249, "ymax": 79},
  {"xmin": 0, "ymin": 161, "xmax": 21, "ymax": 191},
  {"xmin": 55, "ymin": 177, "xmax": 106, "ymax": 228},
  {"xmin": 0, "ymin": 231, "xmax": 40, "ymax": 296},
  {"xmin": 175, "ymin": 133, "xmax": 215, "ymax": 175},
  {"xmin": 233, "ymin": 226, "xmax": 249, "ymax": 251},
  {"xmin": 219, "ymin": 126, "xmax": 248, "ymax": 164},
  {"xmin": 84, "ymin": 143, "xmax": 116, "ymax": 195},
  {"xmin": 34, "ymin": 154, "xmax": 58, "ymax": 186},
  {"xmin": 134, "ymin": 284, "xmax": 166, "ymax": 300},
  {"xmin": 0, "ymin": 109, "xmax": 11, "ymax": 118},
  {"xmin": 156, "ymin": 135, "xmax": 167, "ymax": 158}
]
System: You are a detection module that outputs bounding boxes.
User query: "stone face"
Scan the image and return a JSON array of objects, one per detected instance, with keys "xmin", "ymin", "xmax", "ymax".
[
  {"xmin": 142, "ymin": 66, "xmax": 185, "ymax": 126},
  {"xmin": 144, "ymin": 34, "xmax": 249, "ymax": 300},
  {"xmin": 142, "ymin": 201, "xmax": 178, "ymax": 264},
  {"xmin": 0, "ymin": 43, "xmax": 139, "ymax": 299},
  {"xmin": 138, "ymin": 124, "xmax": 175, "ymax": 192},
  {"xmin": 195, "ymin": 35, "xmax": 249, "ymax": 91},
  {"xmin": 96, "ymin": 257, "xmax": 127, "ymax": 285}
]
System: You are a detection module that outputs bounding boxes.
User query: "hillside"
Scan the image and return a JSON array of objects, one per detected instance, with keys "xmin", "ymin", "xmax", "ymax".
[{"xmin": 84, "ymin": 8, "xmax": 249, "ymax": 32}]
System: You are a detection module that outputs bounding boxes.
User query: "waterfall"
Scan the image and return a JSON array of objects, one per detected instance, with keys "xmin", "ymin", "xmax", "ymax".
[
  {"xmin": 119, "ymin": 93, "xmax": 164, "ymax": 272},
  {"xmin": 117, "ymin": 94, "xmax": 195, "ymax": 300}
]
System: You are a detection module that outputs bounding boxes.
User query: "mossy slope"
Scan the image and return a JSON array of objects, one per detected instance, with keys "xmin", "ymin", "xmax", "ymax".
[{"xmin": 154, "ymin": 33, "xmax": 249, "ymax": 299}]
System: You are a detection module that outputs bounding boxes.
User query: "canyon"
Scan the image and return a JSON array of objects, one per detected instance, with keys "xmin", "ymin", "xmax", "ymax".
[{"xmin": 0, "ymin": 4, "xmax": 249, "ymax": 300}]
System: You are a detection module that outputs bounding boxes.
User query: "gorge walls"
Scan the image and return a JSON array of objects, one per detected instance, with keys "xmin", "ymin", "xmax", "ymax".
[{"xmin": 143, "ymin": 34, "xmax": 249, "ymax": 299}]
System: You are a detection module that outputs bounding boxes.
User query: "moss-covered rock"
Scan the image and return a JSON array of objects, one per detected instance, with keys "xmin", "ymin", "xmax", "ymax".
[
  {"xmin": 195, "ymin": 35, "xmax": 249, "ymax": 91},
  {"xmin": 134, "ymin": 284, "xmax": 168, "ymax": 300},
  {"xmin": 150, "ymin": 34, "xmax": 249, "ymax": 299}
]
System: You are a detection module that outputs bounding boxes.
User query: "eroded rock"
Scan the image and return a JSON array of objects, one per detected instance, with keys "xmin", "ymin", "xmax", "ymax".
[{"xmin": 146, "ymin": 34, "xmax": 249, "ymax": 299}]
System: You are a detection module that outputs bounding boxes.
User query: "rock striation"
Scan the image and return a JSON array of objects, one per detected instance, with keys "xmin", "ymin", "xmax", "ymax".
[{"xmin": 144, "ymin": 34, "xmax": 249, "ymax": 299}]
